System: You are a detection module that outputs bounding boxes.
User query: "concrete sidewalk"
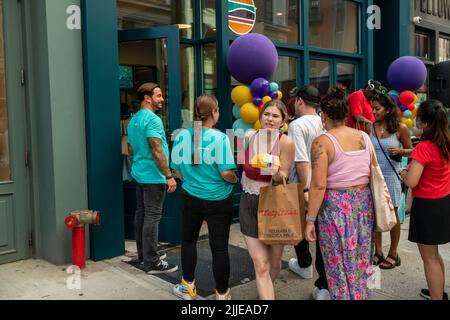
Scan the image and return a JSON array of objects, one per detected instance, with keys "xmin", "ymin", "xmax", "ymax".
[{"xmin": 0, "ymin": 217, "xmax": 449, "ymax": 300}]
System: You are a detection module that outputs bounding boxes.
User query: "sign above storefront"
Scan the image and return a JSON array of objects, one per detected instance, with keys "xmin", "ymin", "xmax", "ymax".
[
  {"xmin": 414, "ymin": 0, "xmax": 450, "ymax": 21},
  {"xmin": 228, "ymin": 0, "xmax": 257, "ymax": 35}
]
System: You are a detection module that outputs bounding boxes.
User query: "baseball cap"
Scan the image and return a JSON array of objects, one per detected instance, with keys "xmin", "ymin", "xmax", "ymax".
[{"xmin": 296, "ymin": 85, "xmax": 320, "ymax": 104}]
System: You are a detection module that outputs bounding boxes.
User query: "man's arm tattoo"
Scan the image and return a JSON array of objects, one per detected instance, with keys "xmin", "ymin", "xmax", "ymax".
[{"xmin": 148, "ymin": 138, "xmax": 171, "ymax": 177}]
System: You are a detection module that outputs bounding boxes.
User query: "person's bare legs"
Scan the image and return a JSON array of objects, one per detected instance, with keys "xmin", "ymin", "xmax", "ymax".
[
  {"xmin": 418, "ymin": 244, "xmax": 445, "ymax": 300},
  {"xmin": 244, "ymin": 236, "xmax": 275, "ymax": 300},
  {"xmin": 268, "ymin": 245, "xmax": 284, "ymax": 282},
  {"xmin": 374, "ymin": 232, "xmax": 383, "ymax": 263},
  {"xmin": 380, "ymin": 208, "xmax": 401, "ymax": 268}
]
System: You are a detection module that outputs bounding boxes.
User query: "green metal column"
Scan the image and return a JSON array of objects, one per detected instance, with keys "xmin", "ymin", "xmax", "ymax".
[{"xmin": 81, "ymin": 0, "xmax": 125, "ymax": 260}]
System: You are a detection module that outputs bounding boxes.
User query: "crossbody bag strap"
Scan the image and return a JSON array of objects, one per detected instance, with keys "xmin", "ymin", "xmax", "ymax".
[{"xmin": 372, "ymin": 123, "xmax": 401, "ymax": 182}]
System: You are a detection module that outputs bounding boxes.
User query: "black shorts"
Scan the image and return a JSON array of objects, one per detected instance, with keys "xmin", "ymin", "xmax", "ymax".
[
  {"xmin": 408, "ymin": 194, "xmax": 450, "ymax": 245},
  {"xmin": 239, "ymin": 192, "xmax": 259, "ymax": 238}
]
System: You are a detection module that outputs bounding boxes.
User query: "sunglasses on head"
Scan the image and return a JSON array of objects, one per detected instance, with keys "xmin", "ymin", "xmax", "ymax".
[{"xmin": 368, "ymin": 80, "xmax": 388, "ymax": 95}]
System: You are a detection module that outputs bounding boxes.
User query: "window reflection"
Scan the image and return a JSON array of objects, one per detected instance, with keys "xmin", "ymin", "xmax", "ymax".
[
  {"xmin": 181, "ymin": 45, "xmax": 196, "ymax": 128},
  {"xmin": 310, "ymin": 59, "xmax": 330, "ymax": 96},
  {"xmin": 117, "ymin": 0, "xmax": 194, "ymax": 38},
  {"xmin": 272, "ymin": 55, "xmax": 298, "ymax": 121},
  {"xmin": 415, "ymin": 31, "xmax": 431, "ymax": 60},
  {"xmin": 0, "ymin": 2, "xmax": 11, "ymax": 181},
  {"xmin": 337, "ymin": 63, "xmax": 355, "ymax": 94},
  {"xmin": 203, "ymin": 0, "xmax": 216, "ymax": 38},
  {"xmin": 238, "ymin": 0, "xmax": 299, "ymax": 44},
  {"xmin": 439, "ymin": 36, "xmax": 450, "ymax": 62},
  {"xmin": 309, "ymin": 0, "xmax": 358, "ymax": 53},
  {"xmin": 204, "ymin": 43, "xmax": 217, "ymax": 96}
]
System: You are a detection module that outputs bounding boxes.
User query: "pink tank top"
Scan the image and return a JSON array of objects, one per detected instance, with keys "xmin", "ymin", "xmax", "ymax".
[{"xmin": 324, "ymin": 132, "xmax": 371, "ymax": 189}]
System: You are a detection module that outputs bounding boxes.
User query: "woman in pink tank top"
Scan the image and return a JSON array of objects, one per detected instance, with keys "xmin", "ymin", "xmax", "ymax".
[{"xmin": 304, "ymin": 87, "xmax": 375, "ymax": 300}]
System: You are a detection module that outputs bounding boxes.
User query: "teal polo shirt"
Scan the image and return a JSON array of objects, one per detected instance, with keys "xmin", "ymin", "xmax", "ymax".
[
  {"xmin": 171, "ymin": 128, "xmax": 236, "ymax": 201},
  {"xmin": 127, "ymin": 109, "xmax": 169, "ymax": 184}
]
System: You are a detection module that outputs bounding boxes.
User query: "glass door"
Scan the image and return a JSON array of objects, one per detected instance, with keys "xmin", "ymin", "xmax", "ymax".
[{"xmin": 118, "ymin": 26, "xmax": 182, "ymax": 244}]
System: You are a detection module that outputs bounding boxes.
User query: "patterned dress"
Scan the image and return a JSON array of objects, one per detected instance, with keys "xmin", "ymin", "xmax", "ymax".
[
  {"xmin": 370, "ymin": 133, "xmax": 402, "ymax": 207},
  {"xmin": 318, "ymin": 186, "xmax": 375, "ymax": 300}
]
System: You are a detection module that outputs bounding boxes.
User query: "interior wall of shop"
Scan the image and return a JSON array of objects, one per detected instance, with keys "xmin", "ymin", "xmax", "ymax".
[
  {"xmin": 373, "ymin": 0, "xmax": 411, "ymax": 86},
  {"xmin": 22, "ymin": 0, "xmax": 89, "ymax": 265}
]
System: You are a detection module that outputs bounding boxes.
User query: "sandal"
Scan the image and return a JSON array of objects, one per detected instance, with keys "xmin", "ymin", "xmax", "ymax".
[
  {"xmin": 373, "ymin": 253, "xmax": 385, "ymax": 266},
  {"xmin": 379, "ymin": 254, "xmax": 401, "ymax": 269}
]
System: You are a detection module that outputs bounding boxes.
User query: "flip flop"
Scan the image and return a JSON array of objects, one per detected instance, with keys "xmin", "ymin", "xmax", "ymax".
[{"xmin": 379, "ymin": 254, "xmax": 401, "ymax": 269}]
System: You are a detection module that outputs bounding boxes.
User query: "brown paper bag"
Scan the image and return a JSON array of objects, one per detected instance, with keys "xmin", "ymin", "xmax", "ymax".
[{"xmin": 258, "ymin": 179, "xmax": 306, "ymax": 246}]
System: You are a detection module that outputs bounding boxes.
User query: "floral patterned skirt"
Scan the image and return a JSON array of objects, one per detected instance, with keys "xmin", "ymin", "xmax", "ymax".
[{"xmin": 318, "ymin": 186, "xmax": 375, "ymax": 300}]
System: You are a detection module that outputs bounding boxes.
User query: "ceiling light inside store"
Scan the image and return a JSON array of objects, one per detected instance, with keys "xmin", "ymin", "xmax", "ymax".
[
  {"xmin": 276, "ymin": 13, "xmax": 283, "ymax": 16},
  {"xmin": 176, "ymin": 24, "xmax": 192, "ymax": 29}
]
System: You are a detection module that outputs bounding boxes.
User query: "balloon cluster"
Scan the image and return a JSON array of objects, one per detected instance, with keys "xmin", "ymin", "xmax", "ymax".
[
  {"xmin": 387, "ymin": 90, "xmax": 420, "ymax": 129},
  {"xmin": 227, "ymin": 33, "xmax": 287, "ymax": 133},
  {"xmin": 387, "ymin": 56, "xmax": 427, "ymax": 130}
]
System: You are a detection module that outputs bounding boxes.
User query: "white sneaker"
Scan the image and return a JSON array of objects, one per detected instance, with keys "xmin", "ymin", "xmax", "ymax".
[
  {"xmin": 312, "ymin": 286, "xmax": 331, "ymax": 300},
  {"xmin": 288, "ymin": 258, "xmax": 313, "ymax": 279}
]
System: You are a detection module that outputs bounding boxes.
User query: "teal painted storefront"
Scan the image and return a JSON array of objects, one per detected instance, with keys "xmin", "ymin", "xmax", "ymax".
[{"xmin": 81, "ymin": 0, "xmax": 378, "ymax": 261}]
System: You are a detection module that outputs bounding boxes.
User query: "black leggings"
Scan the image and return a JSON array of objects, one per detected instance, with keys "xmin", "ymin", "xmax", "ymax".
[{"xmin": 181, "ymin": 192, "xmax": 233, "ymax": 294}]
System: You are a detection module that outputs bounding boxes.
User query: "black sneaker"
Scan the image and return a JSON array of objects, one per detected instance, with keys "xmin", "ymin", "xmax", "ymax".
[
  {"xmin": 420, "ymin": 289, "xmax": 449, "ymax": 300},
  {"xmin": 145, "ymin": 260, "xmax": 178, "ymax": 274}
]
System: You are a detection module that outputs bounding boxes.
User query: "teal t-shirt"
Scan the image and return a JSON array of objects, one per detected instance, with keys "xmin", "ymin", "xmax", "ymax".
[
  {"xmin": 171, "ymin": 128, "xmax": 236, "ymax": 201},
  {"xmin": 128, "ymin": 109, "xmax": 169, "ymax": 184}
]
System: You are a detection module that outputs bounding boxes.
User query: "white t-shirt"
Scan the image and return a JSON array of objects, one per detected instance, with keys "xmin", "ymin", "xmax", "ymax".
[{"xmin": 288, "ymin": 115, "xmax": 324, "ymax": 188}]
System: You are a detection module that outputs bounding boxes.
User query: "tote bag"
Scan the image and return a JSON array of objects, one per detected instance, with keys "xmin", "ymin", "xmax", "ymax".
[
  {"xmin": 369, "ymin": 141, "xmax": 397, "ymax": 232},
  {"xmin": 258, "ymin": 178, "xmax": 306, "ymax": 246}
]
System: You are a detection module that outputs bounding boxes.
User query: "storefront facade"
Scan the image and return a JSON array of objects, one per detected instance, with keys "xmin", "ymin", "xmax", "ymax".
[{"xmin": 6, "ymin": 0, "xmax": 448, "ymax": 266}]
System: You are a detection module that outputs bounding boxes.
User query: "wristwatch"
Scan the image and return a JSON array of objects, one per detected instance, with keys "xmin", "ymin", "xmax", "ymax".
[{"xmin": 165, "ymin": 175, "xmax": 173, "ymax": 180}]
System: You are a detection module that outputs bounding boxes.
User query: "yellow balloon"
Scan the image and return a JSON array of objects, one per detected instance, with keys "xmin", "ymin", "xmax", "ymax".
[
  {"xmin": 277, "ymin": 90, "xmax": 283, "ymax": 100},
  {"xmin": 413, "ymin": 95, "xmax": 419, "ymax": 104},
  {"xmin": 254, "ymin": 120, "xmax": 262, "ymax": 130},
  {"xmin": 281, "ymin": 123, "xmax": 289, "ymax": 133},
  {"xmin": 403, "ymin": 118, "xmax": 413, "ymax": 129},
  {"xmin": 231, "ymin": 86, "xmax": 253, "ymax": 106},
  {"xmin": 411, "ymin": 107, "xmax": 418, "ymax": 119},
  {"xmin": 262, "ymin": 96, "xmax": 272, "ymax": 105},
  {"xmin": 240, "ymin": 103, "xmax": 260, "ymax": 124}
]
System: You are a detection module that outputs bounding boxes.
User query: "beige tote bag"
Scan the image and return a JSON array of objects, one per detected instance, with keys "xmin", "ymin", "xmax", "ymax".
[{"xmin": 369, "ymin": 141, "xmax": 397, "ymax": 232}]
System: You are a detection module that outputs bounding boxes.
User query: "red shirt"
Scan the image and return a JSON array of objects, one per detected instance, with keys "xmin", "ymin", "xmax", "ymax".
[
  {"xmin": 346, "ymin": 90, "xmax": 375, "ymax": 129},
  {"xmin": 410, "ymin": 141, "xmax": 450, "ymax": 199}
]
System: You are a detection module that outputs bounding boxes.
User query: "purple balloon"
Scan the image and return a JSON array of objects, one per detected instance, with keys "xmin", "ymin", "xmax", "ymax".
[
  {"xmin": 227, "ymin": 33, "xmax": 279, "ymax": 85},
  {"xmin": 387, "ymin": 56, "xmax": 427, "ymax": 92},
  {"xmin": 253, "ymin": 97, "xmax": 263, "ymax": 106},
  {"xmin": 250, "ymin": 78, "xmax": 270, "ymax": 98},
  {"xmin": 270, "ymin": 91, "xmax": 279, "ymax": 100},
  {"xmin": 391, "ymin": 95, "xmax": 400, "ymax": 106},
  {"xmin": 400, "ymin": 105, "xmax": 408, "ymax": 112}
]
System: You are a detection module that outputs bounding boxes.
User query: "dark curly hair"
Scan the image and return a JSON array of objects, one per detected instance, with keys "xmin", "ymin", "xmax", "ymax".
[
  {"xmin": 320, "ymin": 86, "xmax": 348, "ymax": 122},
  {"xmin": 372, "ymin": 93, "xmax": 400, "ymax": 134}
]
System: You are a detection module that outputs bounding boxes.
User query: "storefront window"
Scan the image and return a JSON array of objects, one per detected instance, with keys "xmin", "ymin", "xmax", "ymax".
[
  {"xmin": 0, "ymin": 2, "xmax": 10, "ymax": 181},
  {"xmin": 271, "ymin": 56, "xmax": 297, "ymax": 106},
  {"xmin": 309, "ymin": 0, "xmax": 358, "ymax": 53},
  {"xmin": 415, "ymin": 31, "xmax": 431, "ymax": 60},
  {"xmin": 232, "ymin": 0, "xmax": 299, "ymax": 44},
  {"xmin": 181, "ymin": 45, "xmax": 196, "ymax": 128},
  {"xmin": 310, "ymin": 59, "xmax": 330, "ymax": 96},
  {"xmin": 204, "ymin": 43, "xmax": 217, "ymax": 95},
  {"xmin": 439, "ymin": 36, "xmax": 450, "ymax": 62},
  {"xmin": 117, "ymin": 0, "xmax": 195, "ymax": 39},
  {"xmin": 337, "ymin": 63, "xmax": 356, "ymax": 94},
  {"xmin": 203, "ymin": 0, "xmax": 216, "ymax": 38}
]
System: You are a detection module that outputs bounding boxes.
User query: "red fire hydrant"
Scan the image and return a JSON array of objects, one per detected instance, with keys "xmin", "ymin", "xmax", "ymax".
[{"xmin": 65, "ymin": 210, "xmax": 100, "ymax": 269}]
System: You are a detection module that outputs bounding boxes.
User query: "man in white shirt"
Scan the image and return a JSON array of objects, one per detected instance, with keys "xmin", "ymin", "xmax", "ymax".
[{"xmin": 288, "ymin": 86, "xmax": 330, "ymax": 300}]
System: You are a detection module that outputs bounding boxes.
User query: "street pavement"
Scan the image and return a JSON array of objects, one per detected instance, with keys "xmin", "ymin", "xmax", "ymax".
[{"xmin": 0, "ymin": 217, "xmax": 449, "ymax": 300}]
